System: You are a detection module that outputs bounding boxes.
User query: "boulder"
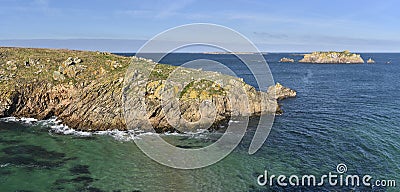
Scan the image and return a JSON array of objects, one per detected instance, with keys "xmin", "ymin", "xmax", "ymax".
[
  {"xmin": 73, "ymin": 57, "xmax": 82, "ymax": 64},
  {"xmin": 110, "ymin": 61, "xmax": 122, "ymax": 69},
  {"xmin": 279, "ymin": 57, "xmax": 295, "ymax": 63},
  {"xmin": 367, "ymin": 58, "xmax": 375, "ymax": 64},
  {"xmin": 6, "ymin": 62, "xmax": 17, "ymax": 71},
  {"xmin": 53, "ymin": 71, "xmax": 66, "ymax": 81},
  {"xmin": 58, "ymin": 57, "xmax": 86, "ymax": 78},
  {"xmin": 6, "ymin": 60, "xmax": 15, "ymax": 65}
]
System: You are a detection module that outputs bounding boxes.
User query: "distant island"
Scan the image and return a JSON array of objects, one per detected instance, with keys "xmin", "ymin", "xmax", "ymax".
[{"xmin": 299, "ymin": 50, "xmax": 365, "ymax": 64}]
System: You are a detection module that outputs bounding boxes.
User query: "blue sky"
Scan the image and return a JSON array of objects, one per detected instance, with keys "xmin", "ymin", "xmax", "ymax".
[{"xmin": 0, "ymin": 0, "xmax": 399, "ymax": 52}]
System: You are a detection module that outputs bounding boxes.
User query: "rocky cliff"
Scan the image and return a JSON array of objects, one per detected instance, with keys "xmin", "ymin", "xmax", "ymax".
[
  {"xmin": 0, "ymin": 47, "xmax": 296, "ymax": 132},
  {"xmin": 299, "ymin": 50, "xmax": 364, "ymax": 64}
]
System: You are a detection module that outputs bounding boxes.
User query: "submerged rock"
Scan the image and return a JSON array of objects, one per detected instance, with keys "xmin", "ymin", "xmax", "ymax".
[
  {"xmin": 0, "ymin": 145, "xmax": 69, "ymax": 169},
  {"xmin": 69, "ymin": 165, "xmax": 90, "ymax": 175}
]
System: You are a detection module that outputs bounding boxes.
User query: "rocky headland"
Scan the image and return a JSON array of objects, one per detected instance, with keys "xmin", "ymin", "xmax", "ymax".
[
  {"xmin": 279, "ymin": 57, "xmax": 295, "ymax": 63},
  {"xmin": 299, "ymin": 50, "xmax": 365, "ymax": 64},
  {"xmin": 0, "ymin": 47, "xmax": 296, "ymax": 132}
]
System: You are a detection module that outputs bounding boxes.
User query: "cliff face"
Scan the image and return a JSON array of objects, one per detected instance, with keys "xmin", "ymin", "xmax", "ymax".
[
  {"xmin": 0, "ymin": 47, "xmax": 296, "ymax": 132},
  {"xmin": 299, "ymin": 51, "xmax": 364, "ymax": 64}
]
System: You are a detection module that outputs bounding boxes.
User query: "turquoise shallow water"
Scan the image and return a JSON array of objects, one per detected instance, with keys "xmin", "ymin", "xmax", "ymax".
[{"xmin": 1, "ymin": 53, "xmax": 399, "ymax": 191}]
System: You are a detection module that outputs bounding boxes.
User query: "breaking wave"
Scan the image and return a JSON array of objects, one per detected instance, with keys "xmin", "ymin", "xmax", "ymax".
[{"xmin": 0, "ymin": 116, "xmax": 212, "ymax": 141}]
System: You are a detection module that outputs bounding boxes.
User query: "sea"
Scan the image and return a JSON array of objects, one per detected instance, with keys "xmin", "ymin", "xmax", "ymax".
[{"xmin": 0, "ymin": 53, "xmax": 399, "ymax": 192}]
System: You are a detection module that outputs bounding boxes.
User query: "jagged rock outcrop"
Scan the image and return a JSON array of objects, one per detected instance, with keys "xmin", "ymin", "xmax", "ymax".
[
  {"xmin": 268, "ymin": 83, "xmax": 297, "ymax": 100},
  {"xmin": 54, "ymin": 57, "xmax": 86, "ymax": 80},
  {"xmin": 367, "ymin": 58, "xmax": 375, "ymax": 64},
  {"xmin": 299, "ymin": 50, "xmax": 364, "ymax": 64},
  {"xmin": 0, "ymin": 47, "xmax": 296, "ymax": 132}
]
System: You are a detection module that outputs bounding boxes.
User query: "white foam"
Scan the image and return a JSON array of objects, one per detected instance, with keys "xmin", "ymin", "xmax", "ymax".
[
  {"xmin": 1, "ymin": 116, "xmax": 212, "ymax": 141},
  {"xmin": 93, "ymin": 129, "xmax": 140, "ymax": 141},
  {"xmin": 48, "ymin": 122, "xmax": 93, "ymax": 137},
  {"xmin": 0, "ymin": 117, "xmax": 18, "ymax": 122},
  {"xmin": 163, "ymin": 129, "xmax": 211, "ymax": 140},
  {"xmin": 0, "ymin": 117, "xmax": 38, "ymax": 124},
  {"xmin": 20, "ymin": 117, "xmax": 38, "ymax": 124},
  {"xmin": 228, "ymin": 120, "xmax": 241, "ymax": 124}
]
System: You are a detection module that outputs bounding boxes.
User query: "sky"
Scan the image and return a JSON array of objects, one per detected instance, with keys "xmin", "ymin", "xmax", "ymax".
[{"xmin": 0, "ymin": 0, "xmax": 399, "ymax": 52}]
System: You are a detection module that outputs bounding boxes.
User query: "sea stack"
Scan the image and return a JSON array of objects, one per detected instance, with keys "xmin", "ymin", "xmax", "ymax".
[{"xmin": 367, "ymin": 58, "xmax": 375, "ymax": 64}]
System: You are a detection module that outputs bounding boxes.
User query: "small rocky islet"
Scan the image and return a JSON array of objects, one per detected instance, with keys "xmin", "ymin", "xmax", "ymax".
[
  {"xmin": 0, "ymin": 47, "xmax": 296, "ymax": 133},
  {"xmin": 279, "ymin": 57, "xmax": 295, "ymax": 63},
  {"xmin": 278, "ymin": 51, "xmax": 375, "ymax": 64},
  {"xmin": 299, "ymin": 50, "xmax": 365, "ymax": 64},
  {"xmin": 367, "ymin": 58, "xmax": 375, "ymax": 64}
]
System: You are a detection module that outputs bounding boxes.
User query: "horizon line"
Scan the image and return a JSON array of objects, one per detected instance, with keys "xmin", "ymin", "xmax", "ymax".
[
  {"xmin": 1, "ymin": 39, "xmax": 399, "ymax": 53},
  {"xmin": 1, "ymin": 46, "xmax": 399, "ymax": 54}
]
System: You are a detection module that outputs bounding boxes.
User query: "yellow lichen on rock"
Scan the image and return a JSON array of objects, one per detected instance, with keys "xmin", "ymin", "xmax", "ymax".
[
  {"xmin": 173, "ymin": 85, "xmax": 180, "ymax": 94},
  {"xmin": 199, "ymin": 90, "xmax": 212, "ymax": 100},
  {"xmin": 154, "ymin": 84, "xmax": 165, "ymax": 99},
  {"xmin": 188, "ymin": 90, "xmax": 198, "ymax": 99},
  {"xmin": 146, "ymin": 80, "xmax": 161, "ymax": 93}
]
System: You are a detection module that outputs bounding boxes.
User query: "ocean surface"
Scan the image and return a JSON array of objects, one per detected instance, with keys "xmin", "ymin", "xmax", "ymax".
[{"xmin": 1, "ymin": 53, "xmax": 399, "ymax": 191}]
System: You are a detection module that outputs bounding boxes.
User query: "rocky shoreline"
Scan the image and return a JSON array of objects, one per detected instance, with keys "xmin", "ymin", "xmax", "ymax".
[{"xmin": 0, "ymin": 47, "xmax": 296, "ymax": 132}]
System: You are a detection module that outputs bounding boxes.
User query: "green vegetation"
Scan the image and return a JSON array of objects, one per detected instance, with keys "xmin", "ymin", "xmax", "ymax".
[
  {"xmin": 149, "ymin": 64, "xmax": 177, "ymax": 81},
  {"xmin": 147, "ymin": 63, "xmax": 227, "ymax": 102},
  {"xmin": 0, "ymin": 47, "xmax": 228, "ymax": 104},
  {"xmin": 179, "ymin": 79, "xmax": 225, "ymax": 100},
  {"xmin": 0, "ymin": 47, "xmax": 131, "ymax": 89}
]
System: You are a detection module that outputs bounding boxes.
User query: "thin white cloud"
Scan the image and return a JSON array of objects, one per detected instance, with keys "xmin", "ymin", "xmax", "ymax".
[
  {"xmin": 33, "ymin": 0, "xmax": 49, "ymax": 6},
  {"xmin": 155, "ymin": 0, "xmax": 195, "ymax": 18},
  {"xmin": 0, "ymin": 0, "xmax": 58, "ymax": 15},
  {"xmin": 116, "ymin": 0, "xmax": 196, "ymax": 19}
]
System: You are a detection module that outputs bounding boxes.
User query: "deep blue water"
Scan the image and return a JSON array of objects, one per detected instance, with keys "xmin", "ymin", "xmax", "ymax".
[
  {"xmin": 0, "ymin": 53, "xmax": 399, "ymax": 191},
  {"xmin": 138, "ymin": 52, "xmax": 400, "ymax": 191}
]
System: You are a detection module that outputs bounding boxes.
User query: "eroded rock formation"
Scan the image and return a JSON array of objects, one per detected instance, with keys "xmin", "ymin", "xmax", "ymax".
[{"xmin": 0, "ymin": 47, "xmax": 296, "ymax": 132}]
